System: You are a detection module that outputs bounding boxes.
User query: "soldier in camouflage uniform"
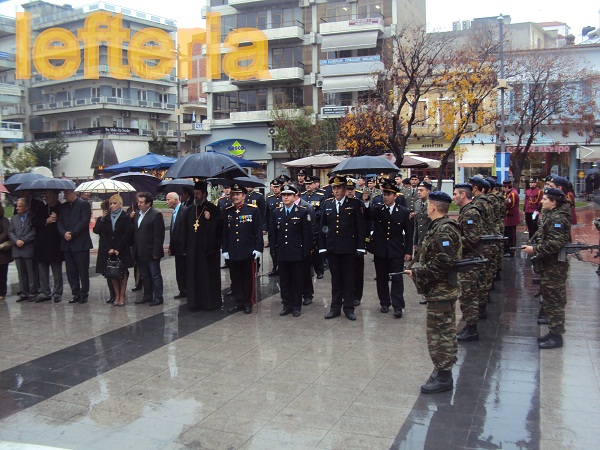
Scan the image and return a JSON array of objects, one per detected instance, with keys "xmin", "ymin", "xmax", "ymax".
[
  {"xmin": 487, "ymin": 178, "xmax": 506, "ymax": 281},
  {"xmin": 523, "ymin": 188, "xmax": 571, "ymax": 349},
  {"xmin": 469, "ymin": 177, "xmax": 496, "ymax": 319},
  {"xmin": 413, "ymin": 181, "xmax": 432, "ymax": 305},
  {"xmin": 406, "ymin": 191, "xmax": 462, "ymax": 394},
  {"xmin": 452, "ymin": 184, "xmax": 485, "ymax": 342}
]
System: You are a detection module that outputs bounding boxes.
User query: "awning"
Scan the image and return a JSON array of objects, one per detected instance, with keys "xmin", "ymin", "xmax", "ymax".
[
  {"xmin": 321, "ymin": 75, "xmax": 377, "ymax": 93},
  {"xmin": 578, "ymin": 146, "xmax": 600, "ymax": 162},
  {"xmin": 321, "ymin": 31, "xmax": 379, "ymax": 52},
  {"xmin": 456, "ymin": 145, "xmax": 495, "ymax": 168}
]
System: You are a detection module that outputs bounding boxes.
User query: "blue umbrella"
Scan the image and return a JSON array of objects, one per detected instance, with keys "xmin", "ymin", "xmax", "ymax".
[
  {"xmin": 4, "ymin": 173, "xmax": 45, "ymax": 192},
  {"xmin": 102, "ymin": 153, "xmax": 177, "ymax": 173}
]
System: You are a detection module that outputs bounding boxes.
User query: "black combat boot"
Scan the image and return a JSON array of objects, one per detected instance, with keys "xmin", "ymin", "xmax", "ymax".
[
  {"xmin": 457, "ymin": 324, "xmax": 479, "ymax": 341},
  {"xmin": 420, "ymin": 370, "xmax": 453, "ymax": 394},
  {"xmin": 537, "ymin": 332, "xmax": 552, "ymax": 343},
  {"xmin": 537, "ymin": 307, "xmax": 549, "ymax": 325},
  {"xmin": 539, "ymin": 333, "xmax": 563, "ymax": 349}
]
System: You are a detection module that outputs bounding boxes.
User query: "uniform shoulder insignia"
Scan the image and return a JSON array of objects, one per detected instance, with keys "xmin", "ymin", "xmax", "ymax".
[
  {"xmin": 326, "ymin": 197, "xmax": 334, "ymax": 201},
  {"xmin": 267, "ymin": 193, "xmax": 275, "ymax": 198},
  {"xmin": 297, "ymin": 205, "xmax": 307, "ymax": 209},
  {"xmin": 317, "ymin": 192, "xmax": 325, "ymax": 196},
  {"xmin": 247, "ymin": 203, "xmax": 258, "ymax": 208},
  {"xmin": 225, "ymin": 204, "xmax": 235, "ymax": 209},
  {"xmin": 301, "ymin": 191, "xmax": 307, "ymax": 195}
]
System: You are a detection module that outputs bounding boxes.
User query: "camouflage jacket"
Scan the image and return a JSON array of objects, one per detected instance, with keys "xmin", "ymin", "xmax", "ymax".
[
  {"xmin": 488, "ymin": 191, "xmax": 505, "ymax": 234},
  {"xmin": 413, "ymin": 199, "xmax": 431, "ymax": 247},
  {"xmin": 457, "ymin": 201, "xmax": 484, "ymax": 258},
  {"xmin": 413, "ymin": 216, "xmax": 462, "ymax": 301},
  {"xmin": 473, "ymin": 194, "xmax": 496, "ymax": 235},
  {"xmin": 532, "ymin": 206, "xmax": 571, "ymax": 263}
]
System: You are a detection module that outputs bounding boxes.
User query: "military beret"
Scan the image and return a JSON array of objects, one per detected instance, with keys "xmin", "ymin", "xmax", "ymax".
[
  {"xmin": 231, "ymin": 183, "xmax": 247, "ymax": 194},
  {"xmin": 410, "ymin": 174, "xmax": 419, "ymax": 180},
  {"xmin": 551, "ymin": 176, "xmax": 569, "ymax": 190},
  {"xmin": 418, "ymin": 181, "xmax": 432, "ymax": 190},
  {"xmin": 544, "ymin": 187, "xmax": 565, "ymax": 197},
  {"xmin": 281, "ymin": 185, "xmax": 298, "ymax": 195},
  {"xmin": 402, "ymin": 178, "xmax": 411, "ymax": 184},
  {"xmin": 468, "ymin": 177, "xmax": 489, "ymax": 189},
  {"xmin": 486, "ymin": 177, "xmax": 497, "ymax": 187},
  {"xmin": 429, "ymin": 191, "xmax": 452, "ymax": 203},
  {"xmin": 454, "ymin": 183, "xmax": 473, "ymax": 191},
  {"xmin": 329, "ymin": 176, "xmax": 347, "ymax": 187},
  {"xmin": 381, "ymin": 181, "xmax": 398, "ymax": 194},
  {"xmin": 502, "ymin": 179, "xmax": 513, "ymax": 186}
]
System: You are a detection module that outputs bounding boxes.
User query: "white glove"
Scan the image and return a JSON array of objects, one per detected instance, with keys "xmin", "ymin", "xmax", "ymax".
[
  {"xmin": 319, "ymin": 249, "xmax": 326, "ymax": 254},
  {"xmin": 223, "ymin": 252, "xmax": 229, "ymax": 260},
  {"xmin": 252, "ymin": 250, "xmax": 261, "ymax": 259},
  {"xmin": 357, "ymin": 249, "xmax": 366, "ymax": 254}
]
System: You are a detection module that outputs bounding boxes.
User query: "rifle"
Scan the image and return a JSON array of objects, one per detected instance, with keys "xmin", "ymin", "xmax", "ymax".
[
  {"xmin": 477, "ymin": 235, "xmax": 507, "ymax": 251},
  {"xmin": 391, "ymin": 257, "xmax": 490, "ymax": 286},
  {"xmin": 558, "ymin": 243, "xmax": 600, "ymax": 262}
]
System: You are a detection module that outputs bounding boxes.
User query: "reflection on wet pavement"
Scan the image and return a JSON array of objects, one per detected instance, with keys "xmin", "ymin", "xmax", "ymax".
[{"xmin": 0, "ymin": 203, "xmax": 598, "ymax": 449}]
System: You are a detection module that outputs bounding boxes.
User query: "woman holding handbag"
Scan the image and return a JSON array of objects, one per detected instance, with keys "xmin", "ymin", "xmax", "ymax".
[
  {"xmin": 0, "ymin": 205, "xmax": 13, "ymax": 301},
  {"xmin": 93, "ymin": 200, "xmax": 116, "ymax": 303},
  {"xmin": 102, "ymin": 194, "xmax": 133, "ymax": 306}
]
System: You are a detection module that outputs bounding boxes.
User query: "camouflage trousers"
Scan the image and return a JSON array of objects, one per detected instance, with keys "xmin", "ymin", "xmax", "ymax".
[
  {"xmin": 540, "ymin": 261, "xmax": 569, "ymax": 335},
  {"xmin": 426, "ymin": 300, "xmax": 458, "ymax": 371},
  {"xmin": 458, "ymin": 271, "xmax": 479, "ymax": 325},
  {"xmin": 478, "ymin": 246, "xmax": 496, "ymax": 309}
]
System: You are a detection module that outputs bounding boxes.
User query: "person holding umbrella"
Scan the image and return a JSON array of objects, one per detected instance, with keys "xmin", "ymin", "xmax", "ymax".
[{"xmin": 32, "ymin": 190, "xmax": 63, "ymax": 303}]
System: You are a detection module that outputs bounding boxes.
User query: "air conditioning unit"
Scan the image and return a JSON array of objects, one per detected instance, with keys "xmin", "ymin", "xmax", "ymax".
[
  {"xmin": 268, "ymin": 127, "xmax": 278, "ymax": 137},
  {"xmin": 316, "ymin": 80, "xmax": 324, "ymax": 88},
  {"xmin": 121, "ymin": 110, "xmax": 130, "ymax": 117},
  {"xmin": 149, "ymin": 113, "xmax": 158, "ymax": 119}
]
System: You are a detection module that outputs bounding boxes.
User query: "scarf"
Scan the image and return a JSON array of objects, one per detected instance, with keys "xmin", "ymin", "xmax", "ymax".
[{"xmin": 110, "ymin": 208, "xmax": 122, "ymax": 231}]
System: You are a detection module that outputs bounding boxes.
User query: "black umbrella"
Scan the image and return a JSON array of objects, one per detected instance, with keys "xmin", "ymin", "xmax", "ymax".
[
  {"xmin": 329, "ymin": 155, "xmax": 400, "ymax": 175},
  {"xmin": 208, "ymin": 175, "xmax": 264, "ymax": 188},
  {"xmin": 164, "ymin": 152, "xmax": 247, "ymax": 180},
  {"xmin": 110, "ymin": 172, "xmax": 161, "ymax": 195},
  {"xmin": 157, "ymin": 178, "xmax": 195, "ymax": 192},
  {"xmin": 4, "ymin": 173, "xmax": 45, "ymax": 192},
  {"xmin": 15, "ymin": 177, "xmax": 76, "ymax": 191},
  {"xmin": 584, "ymin": 168, "xmax": 599, "ymax": 176}
]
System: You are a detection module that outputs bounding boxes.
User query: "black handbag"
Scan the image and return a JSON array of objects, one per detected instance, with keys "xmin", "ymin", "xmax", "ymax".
[{"xmin": 105, "ymin": 257, "xmax": 125, "ymax": 280}]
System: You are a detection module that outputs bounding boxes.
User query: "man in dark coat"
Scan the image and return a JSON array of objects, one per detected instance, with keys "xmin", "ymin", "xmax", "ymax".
[
  {"xmin": 166, "ymin": 192, "xmax": 187, "ymax": 299},
  {"xmin": 9, "ymin": 198, "xmax": 37, "ymax": 302},
  {"xmin": 318, "ymin": 176, "xmax": 366, "ymax": 321},
  {"xmin": 222, "ymin": 183, "xmax": 263, "ymax": 314},
  {"xmin": 58, "ymin": 189, "xmax": 93, "ymax": 304},
  {"xmin": 133, "ymin": 192, "xmax": 165, "ymax": 306},
  {"xmin": 269, "ymin": 185, "xmax": 312, "ymax": 317},
  {"xmin": 181, "ymin": 182, "xmax": 223, "ymax": 311},
  {"xmin": 364, "ymin": 181, "xmax": 413, "ymax": 318},
  {"xmin": 32, "ymin": 190, "xmax": 63, "ymax": 303}
]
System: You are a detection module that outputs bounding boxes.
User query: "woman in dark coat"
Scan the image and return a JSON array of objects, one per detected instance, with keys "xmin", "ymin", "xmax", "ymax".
[
  {"xmin": 93, "ymin": 200, "xmax": 116, "ymax": 303},
  {"xmin": 0, "ymin": 205, "xmax": 13, "ymax": 301},
  {"xmin": 102, "ymin": 194, "xmax": 134, "ymax": 306}
]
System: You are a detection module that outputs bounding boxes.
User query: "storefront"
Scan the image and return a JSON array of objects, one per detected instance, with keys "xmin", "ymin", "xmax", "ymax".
[
  {"xmin": 506, "ymin": 144, "xmax": 574, "ymax": 183},
  {"xmin": 454, "ymin": 135, "xmax": 496, "ymax": 183},
  {"xmin": 405, "ymin": 138, "xmax": 454, "ymax": 180}
]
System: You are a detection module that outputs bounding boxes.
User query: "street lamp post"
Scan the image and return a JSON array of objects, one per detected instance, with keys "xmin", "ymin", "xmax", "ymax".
[
  {"xmin": 176, "ymin": 46, "xmax": 182, "ymax": 159},
  {"xmin": 498, "ymin": 15, "xmax": 507, "ymax": 172}
]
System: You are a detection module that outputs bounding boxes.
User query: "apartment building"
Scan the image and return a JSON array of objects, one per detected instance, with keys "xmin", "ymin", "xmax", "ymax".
[
  {"xmin": 10, "ymin": 1, "xmax": 180, "ymax": 178},
  {"xmin": 200, "ymin": 0, "xmax": 426, "ymax": 179}
]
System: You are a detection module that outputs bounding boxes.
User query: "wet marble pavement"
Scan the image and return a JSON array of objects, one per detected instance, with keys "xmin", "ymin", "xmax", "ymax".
[{"xmin": 0, "ymin": 219, "xmax": 599, "ymax": 449}]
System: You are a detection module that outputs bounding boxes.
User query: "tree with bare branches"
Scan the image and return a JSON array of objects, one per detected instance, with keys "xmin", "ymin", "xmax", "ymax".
[
  {"xmin": 270, "ymin": 106, "xmax": 320, "ymax": 160},
  {"xmin": 504, "ymin": 49, "xmax": 599, "ymax": 190}
]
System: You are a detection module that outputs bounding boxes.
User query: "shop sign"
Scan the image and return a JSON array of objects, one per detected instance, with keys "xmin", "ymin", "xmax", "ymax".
[
  {"xmin": 228, "ymin": 140, "xmax": 246, "ymax": 156},
  {"xmin": 506, "ymin": 145, "xmax": 572, "ymax": 154}
]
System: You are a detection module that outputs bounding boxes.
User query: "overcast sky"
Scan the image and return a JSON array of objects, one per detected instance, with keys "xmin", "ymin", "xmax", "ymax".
[{"xmin": 1, "ymin": 0, "xmax": 597, "ymax": 40}]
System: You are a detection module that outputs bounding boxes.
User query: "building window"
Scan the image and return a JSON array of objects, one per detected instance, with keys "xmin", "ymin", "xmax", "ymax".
[
  {"xmin": 91, "ymin": 117, "xmax": 100, "ymax": 127},
  {"xmin": 138, "ymin": 118, "xmax": 149, "ymax": 130},
  {"xmin": 138, "ymin": 90, "xmax": 148, "ymax": 102},
  {"xmin": 357, "ymin": 0, "xmax": 383, "ymax": 18},
  {"xmin": 274, "ymin": 87, "xmax": 304, "ymax": 108},
  {"xmin": 160, "ymin": 121, "xmax": 169, "ymax": 131},
  {"xmin": 91, "ymin": 87, "xmax": 100, "ymax": 98},
  {"xmin": 326, "ymin": 1, "xmax": 351, "ymax": 21},
  {"xmin": 113, "ymin": 117, "xmax": 123, "ymax": 127},
  {"xmin": 272, "ymin": 47, "xmax": 303, "ymax": 69},
  {"xmin": 112, "ymin": 87, "xmax": 123, "ymax": 98},
  {"xmin": 158, "ymin": 93, "xmax": 168, "ymax": 104}
]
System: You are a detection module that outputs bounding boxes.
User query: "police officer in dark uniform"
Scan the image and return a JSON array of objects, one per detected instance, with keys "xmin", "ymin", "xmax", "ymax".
[
  {"xmin": 269, "ymin": 185, "xmax": 313, "ymax": 317},
  {"xmin": 370, "ymin": 177, "xmax": 407, "ymax": 208},
  {"xmin": 245, "ymin": 186, "xmax": 266, "ymax": 223},
  {"xmin": 217, "ymin": 185, "xmax": 232, "ymax": 213},
  {"xmin": 292, "ymin": 169, "xmax": 307, "ymax": 192},
  {"xmin": 222, "ymin": 183, "xmax": 263, "ymax": 314},
  {"xmin": 264, "ymin": 179, "xmax": 283, "ymax": 276},
  {"xmin": 301, "ymin": 176, "xmax": 326, "ymax": 279},
  {"xmin": 319, "ymin": 176, "xmax": 366, "ymax": 321},
  {"xmin": 346, "ymin": 178, "xmax": 366, "ymax": 306},
  {"xmin": 364, "ymin": 181, "xmax": 413, "ymax": 317}
]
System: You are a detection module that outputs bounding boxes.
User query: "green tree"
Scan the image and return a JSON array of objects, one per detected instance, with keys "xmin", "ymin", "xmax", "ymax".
[
  {"xmin": 319, "ymin": 118, "xmax": 341, "ymax": 152},
  {"xmin": 5, "ymin": 146, "xmax": 37, "ymax": 173},
  {"xmin": 24, "ymin": 134, "xmax": 69, "ymax": 170},
  {"xmin": 148, "ymin": 130, "xmax": 176, "ymax": 157},
  {"xmin": 270, "ymin": 106, "xmax": 320, "ymax": 159}
]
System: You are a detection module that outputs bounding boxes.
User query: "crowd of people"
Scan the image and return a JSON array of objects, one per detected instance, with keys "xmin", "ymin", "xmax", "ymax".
[{"xmin": 0, "ymin": 169, "xmax": 593, "ymax": 396}]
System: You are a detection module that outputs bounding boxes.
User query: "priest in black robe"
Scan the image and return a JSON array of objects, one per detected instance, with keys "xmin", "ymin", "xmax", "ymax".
[{"xmin": 181, "ymin": 181, "xmax": 223, "ymax": 310}]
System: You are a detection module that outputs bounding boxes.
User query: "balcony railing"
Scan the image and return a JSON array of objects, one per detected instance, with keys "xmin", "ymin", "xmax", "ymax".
[
  {"xmin": 32, "ymin": 97, "xmax": 176, "ymax": 112},
  {"xmin": 30, "ymin": 65, "xmax": 177, "ymax": 84},
  {"xmin": 31, "ymin": 2, "xmax": 176, "ymax": 28},
  {"xmin": 1, "ymin": 105, "xmax": 27, "ymax": 116}
]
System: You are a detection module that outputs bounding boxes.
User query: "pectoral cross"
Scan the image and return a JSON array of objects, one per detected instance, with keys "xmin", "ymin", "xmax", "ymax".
[{"xmin": 194, "ymin": 219, "xmax": 199, "ymax": 232}]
